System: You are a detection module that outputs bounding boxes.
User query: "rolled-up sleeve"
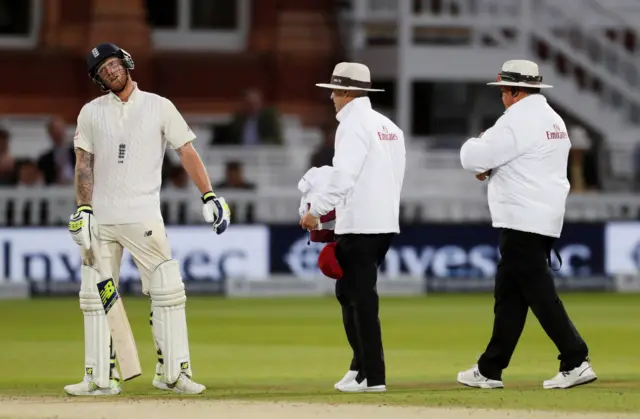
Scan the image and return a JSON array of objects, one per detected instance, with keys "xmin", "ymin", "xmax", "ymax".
[
  {"xmin": 460, "ymin": 125, "xmax": 520, "ymax": 173},
  {"xmin": 309, "ymin": 123, "xmax": 369, "ymax": 217}
]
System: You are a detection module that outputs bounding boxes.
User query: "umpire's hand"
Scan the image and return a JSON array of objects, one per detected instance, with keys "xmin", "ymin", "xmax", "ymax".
[
  {"xmin": 300, "ymin": 210, "xmax": 319, "ymax": 231},
  {"xmin": 476, "ymin": 169, "xmax": 492, "ymax": 181}
]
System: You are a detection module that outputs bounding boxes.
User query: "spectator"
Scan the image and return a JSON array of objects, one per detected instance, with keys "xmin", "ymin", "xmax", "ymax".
[
  {"xmin": 168, "ymin": 165, "xmax": 190, "ymax": 189},
  {"xmin": 214, "ymin": 161, "xmax": 255, "ymax": 224},
  {"xmin": 0, "ymin": 126, "xmax": 15, "ymax": 185},
  {"xmin": 214, "ymin": 161, "xmax": 256, "ymax": 190},
  {"xmin": 37, "ymin": 116, "xmax": 75, "ymax": 185},
  {"xmin": 567, "ymin": 125, "xmax": 600, "ymax": 192},
  {"xmin": 309, "ymin": 127, "xmax": 336, "ymax": 168},
  {"xmin": 15, "ymin": 159, "xmax": 43, "ymax": 187},
  {"xmin": 224, "ymin": 88, "xmax": 283, "ymax": 146},
  {"xmin": 162, "ymin": 165, "xmax": 192, "ymax": 224}
]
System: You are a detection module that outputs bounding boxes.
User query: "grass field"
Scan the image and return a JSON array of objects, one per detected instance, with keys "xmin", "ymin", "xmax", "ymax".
[{"xmin": 1, "ymin": 293, "xmax": 640, "ymax": 418}]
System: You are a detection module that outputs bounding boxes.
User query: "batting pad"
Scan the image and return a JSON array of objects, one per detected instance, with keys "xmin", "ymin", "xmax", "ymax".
[
  {"xmin": 150, "ymin": 260, "xmax": 191, "ymax": 383},
  {"xmin": 79, "ymin": 265, "xmax": 111, "ymax": 388}
]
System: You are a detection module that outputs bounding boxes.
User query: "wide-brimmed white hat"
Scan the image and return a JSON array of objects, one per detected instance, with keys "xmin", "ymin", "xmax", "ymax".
[
  {"xmin": 316, "ymin": 62, "xmax": 384, "ymax": 92},
  {"xmin": 487, "ymin": 60, "xmax": 553, "ymax": 89}
]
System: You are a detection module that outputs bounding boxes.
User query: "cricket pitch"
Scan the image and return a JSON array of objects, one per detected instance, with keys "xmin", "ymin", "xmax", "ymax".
[{"xmin": 2, "ymin": 398, "xmax": 639, "ymax": 419}]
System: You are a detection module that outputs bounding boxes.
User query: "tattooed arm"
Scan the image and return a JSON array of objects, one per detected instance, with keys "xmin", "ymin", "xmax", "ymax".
[{"xmin": 74, "ymin": 148, "xmax": 94, "ymax": 205}]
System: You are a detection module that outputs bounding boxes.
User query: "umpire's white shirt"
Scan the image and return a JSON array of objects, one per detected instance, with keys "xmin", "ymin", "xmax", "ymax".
[
  {"xmin": 310, "ymin": 97, "xmax": 406, "ymax": 234},
  {"xmin": 460, "ymin": 94, "xmax": 571, "ymax": 238},
  {"xmin": 74, "ymin": 84, "xmax": 195, "ymax": 224}
]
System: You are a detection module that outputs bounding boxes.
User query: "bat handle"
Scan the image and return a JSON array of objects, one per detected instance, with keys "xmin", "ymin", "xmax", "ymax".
[{"xmin": 89, "ymin": 231, "xmax": 108, "ymax": 280}]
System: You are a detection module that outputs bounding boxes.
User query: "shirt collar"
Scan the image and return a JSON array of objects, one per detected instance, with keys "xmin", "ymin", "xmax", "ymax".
[
  {"xmin": 504, "ymin": 93, "xmax": 546, "ymax": 114},
  {"xmin": 336, "ymin": 96, "xmax": 372, "ymax": 122},
  {"xmin": 109, "ymin": 82, "xmax": 139, "ymax": 104}
]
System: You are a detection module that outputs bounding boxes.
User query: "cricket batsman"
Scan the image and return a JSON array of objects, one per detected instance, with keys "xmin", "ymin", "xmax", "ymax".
[{"xmin": 63, "ymin": 43, "xmax": 230, "ymax": 396}]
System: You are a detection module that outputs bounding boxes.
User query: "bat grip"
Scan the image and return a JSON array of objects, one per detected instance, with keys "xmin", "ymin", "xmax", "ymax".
[{"xmin": 89, "ymin": 232, "xmax": 108, "ymax": 280}]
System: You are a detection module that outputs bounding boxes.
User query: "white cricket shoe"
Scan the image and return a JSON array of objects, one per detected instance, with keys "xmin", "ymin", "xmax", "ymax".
[
  {"xmin": 335, "ymin": 378, "xmax": 386, "ymax": 393},
  {"xmin": 64, "ymin": 375, "xmax": 121, "ymax": 396},
  {"xmin": 152, "ymin": 363, "xmax": 170, "ymax": 391},
  {"xmin": 543, "ymin": 361, "xmax": 597, "ymax": 389},
  {"xmin": 334, "ymin": 370, "xmax": 358, "ymax": 390},
  {"xmin": 457, "ymin": 365, "xmax": 504, "ymax": 389},
  {"xmin": 164, "ymin": 372, "xmax": 206, "ymax": 395}
]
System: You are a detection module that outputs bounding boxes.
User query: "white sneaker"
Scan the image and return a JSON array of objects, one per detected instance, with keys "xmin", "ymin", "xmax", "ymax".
[
  {"xmin": 152, "ymin": 363, "xmax": 170, "ymax": 391},
  {"xmin": 457, "ymin": 365, "xmax": 504, "ymax": 389},
  {"xmin": 166, "ymin": 372, "xmax": 206, "ymax": 395},
  {"xmin": 152, "ymin": 372, "xmax": 170, "ymax": 391},
  {"xmin": 334, "ymin": 370, "xmax": 358, "ymax": 390},
  {"xmin": 543, "ymin": 361, "xmax": 597, "ymax": 389},
  {"xmin": 335, "ymin": 378, "xmax": 386, "ymax": 393},
  {"xmin": 64, "ymin": 375, "xmax": 121, "ymax": 396}
]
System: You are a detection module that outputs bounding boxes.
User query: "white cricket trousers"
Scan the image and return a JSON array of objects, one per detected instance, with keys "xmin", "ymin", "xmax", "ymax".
[{"xmin": 82, "ymin": 220, "xmax": 172, "ymax": 294}]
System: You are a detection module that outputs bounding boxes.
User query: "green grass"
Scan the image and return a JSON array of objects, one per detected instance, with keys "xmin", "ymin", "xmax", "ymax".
[{"xmin": 1, "ymin": 293, "xmax": 640, "ymax": 412}]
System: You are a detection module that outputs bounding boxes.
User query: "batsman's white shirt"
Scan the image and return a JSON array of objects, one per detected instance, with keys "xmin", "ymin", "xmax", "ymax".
[
  {"xmin": 309, "ymin": 97, "xmax": 406, "ymax": 234},
  {"xmin": 74, "ymin": 84, "xmax": 195, "ymax": 224},
  {"xmin": 460, "ymin": 94, "xmax": 571, "ymax": 238}
]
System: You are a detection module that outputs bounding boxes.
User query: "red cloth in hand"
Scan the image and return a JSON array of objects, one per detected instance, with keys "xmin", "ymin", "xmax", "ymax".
[{"xmin": 318, "ymin": 242, "xmax": 343, "ymax": 280}]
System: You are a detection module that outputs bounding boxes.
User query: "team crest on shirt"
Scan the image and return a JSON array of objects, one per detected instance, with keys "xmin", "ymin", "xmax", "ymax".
[{"xmin": 118, "ymin": 144, "xmax": 126, "ymax": 163}]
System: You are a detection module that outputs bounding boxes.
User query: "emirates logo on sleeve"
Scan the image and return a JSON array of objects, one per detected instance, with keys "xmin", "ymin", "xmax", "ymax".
[
  {"xmin": 546, "ymin": 124, "xmax": 568, "ymax": 140},
  {"xmin": 377, "ymin": 126, "xmax": 399, "ymax": 141}
]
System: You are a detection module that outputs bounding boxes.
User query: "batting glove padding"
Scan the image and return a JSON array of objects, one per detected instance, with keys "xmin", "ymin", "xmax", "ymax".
[
  {"xmin": 201, "ymin": 192, "xmax": 231, "ymax": 235},
  {"xmin": 69, "ymin": 205, "xmax": 96, "ymax": 250}
]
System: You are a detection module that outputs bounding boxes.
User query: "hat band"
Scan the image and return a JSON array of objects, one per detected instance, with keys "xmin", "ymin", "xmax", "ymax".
[
  {"xmin": 498, "ymin": 71, "xmax": 543, "ymax": 84},
  {"xmin": 330, "ymin": 75, "xmax": 371, "ymax": 89}
]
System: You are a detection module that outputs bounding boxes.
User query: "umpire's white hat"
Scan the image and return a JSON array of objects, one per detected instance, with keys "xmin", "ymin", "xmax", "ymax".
[
  {"xmin": 487, "ymin": 60, "xmax": 553, "ymax": 89},
  {"xmin": 316, "ymin": 62, "xmax": 385, "ymax": 92}
]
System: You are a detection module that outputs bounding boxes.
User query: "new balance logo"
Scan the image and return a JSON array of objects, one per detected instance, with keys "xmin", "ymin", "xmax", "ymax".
[{"xmin": 144, "ymin": 230, "xmax": 153, "ymax": 237}]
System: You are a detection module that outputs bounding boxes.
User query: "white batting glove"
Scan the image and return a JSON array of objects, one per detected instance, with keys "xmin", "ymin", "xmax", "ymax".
[
  {"xmin": 68, "ymin": 205, "xmax": 97, "ymax": 250},
  {"xmin": 201, "ymin": 191, "xmax": 231, "ymax": 235}
]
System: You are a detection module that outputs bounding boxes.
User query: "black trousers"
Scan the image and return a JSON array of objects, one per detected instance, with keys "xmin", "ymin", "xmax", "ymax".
[
  {"xmin": 334, "ymin": 233, "xmax": 394, "ymax": 386},
  {"xmin": 477, "ymin": 229, "xmax": 589, "ymax": 380}
]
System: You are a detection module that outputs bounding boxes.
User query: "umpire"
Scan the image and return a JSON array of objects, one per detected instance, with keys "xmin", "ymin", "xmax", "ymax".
[
  {"xmin": 300, "ymin": 62, "xmax": 406, "ymax": 393},
  {"xmin": 457, "ymin": 60, "xmax": 596, "ymax": 390}
]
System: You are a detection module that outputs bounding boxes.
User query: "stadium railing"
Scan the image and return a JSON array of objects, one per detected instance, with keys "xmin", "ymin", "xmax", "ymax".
[{"xmin": 1, "ymin": 187, "xmax": 640, "ymax": 226}]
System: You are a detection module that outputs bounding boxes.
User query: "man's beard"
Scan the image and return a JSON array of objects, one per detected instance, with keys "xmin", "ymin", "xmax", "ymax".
[{"xmin": 108, "ymin": 75, "xmax": 129, "ymax": 94}]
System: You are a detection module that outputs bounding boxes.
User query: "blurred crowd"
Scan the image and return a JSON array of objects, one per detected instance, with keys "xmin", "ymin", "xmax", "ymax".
[
  {"xmin": 0, "ymin": 87, "xmax": 611, "ymax": 208},
  {"xmin": 0, "ymin": 87, "xmax": 340, "ymax": 225},
  {"xmin": 0, "ymin": 89, "xmax": 291, "ymax": 185},
  {"xmin": 0, "ymin": 118, "xmax": 73, "ymax": 188}
]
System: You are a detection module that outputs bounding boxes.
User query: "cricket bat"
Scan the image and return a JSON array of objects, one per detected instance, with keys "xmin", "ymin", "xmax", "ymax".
[{"xmin": 91, "ymin": 237, "xmax": 142, "ymax": 381}]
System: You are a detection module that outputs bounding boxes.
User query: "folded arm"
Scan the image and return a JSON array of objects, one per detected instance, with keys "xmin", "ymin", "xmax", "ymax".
[
  {"xmin": 310, "ymin": 125, "xmax": 369, "ymax": 217},
  {"xmin": 176, "ymin": 142, "xmax": 212, "ymax": 195},
  {"xmin": 460, "ymin": 126, "xmax": 521, "ymax": 173},
  {"xmin": 74, "ymin": 148, "xmax": 94, "ymax": 206}
]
